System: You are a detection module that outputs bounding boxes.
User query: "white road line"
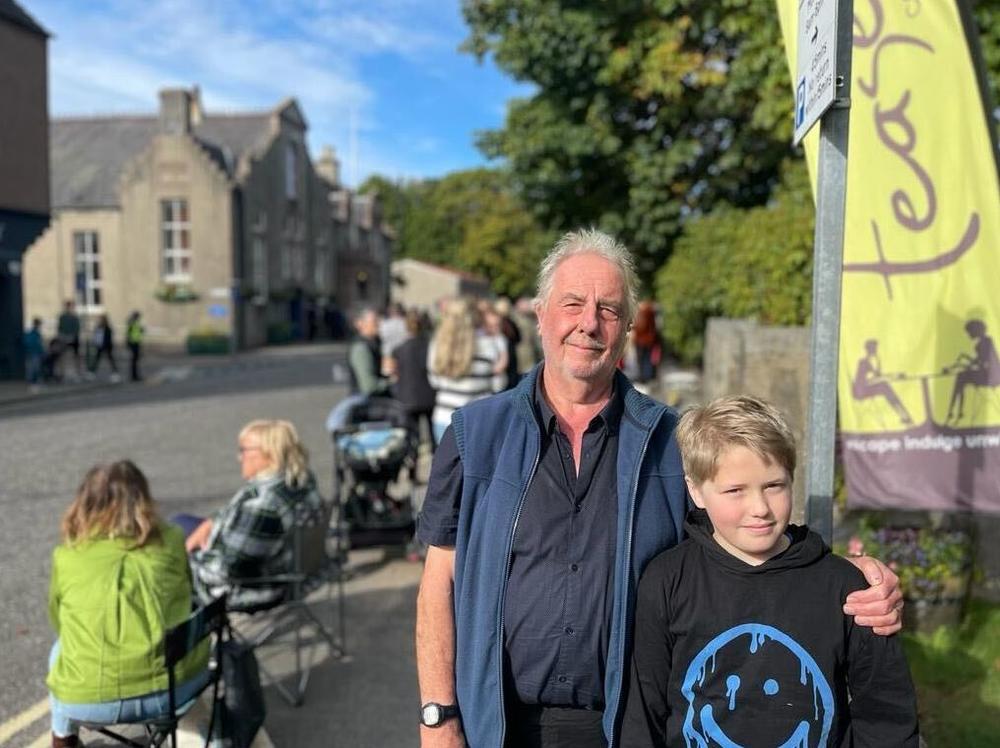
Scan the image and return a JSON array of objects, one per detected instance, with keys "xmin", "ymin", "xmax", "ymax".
[
  {"xmin": 0, "ymin": 697, "xmax": 49, "ymax": 746},
  {"xmin": 23, "ymin": 730, "xmax": 50, "ymax": 748}
]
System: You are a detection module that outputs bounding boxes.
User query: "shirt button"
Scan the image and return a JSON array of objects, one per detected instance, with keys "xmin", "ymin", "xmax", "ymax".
[
  {"xmin": 558, "ymin": 675, "xmax": 567, "ymax": 683},
  {"xmin": 570, "ymin": 564, "xmax": 579, "ymax": 572},
  {"xmin": 564, "ymin": 627, "xmax": 574, "ymax": 635}
]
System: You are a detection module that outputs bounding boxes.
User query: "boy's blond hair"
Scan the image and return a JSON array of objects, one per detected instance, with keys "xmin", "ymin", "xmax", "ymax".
[{"xmin": 675, "ymin": 395, "xmax": 797, "ymax": 485}]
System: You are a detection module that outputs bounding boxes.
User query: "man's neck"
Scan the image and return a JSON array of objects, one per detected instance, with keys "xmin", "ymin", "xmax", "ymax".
[{"xmin": 540, "ymin": 368, "xmax": 614, "ymax": 424}]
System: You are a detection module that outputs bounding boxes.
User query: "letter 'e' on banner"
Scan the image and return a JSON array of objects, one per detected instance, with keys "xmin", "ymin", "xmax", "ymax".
[{"xmin": 776, "ymin": 0, "xmax": 1000, "ymax": 513}]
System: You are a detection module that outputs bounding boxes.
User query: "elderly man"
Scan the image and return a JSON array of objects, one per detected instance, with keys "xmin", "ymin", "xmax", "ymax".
[{"xmin": 415, "ymin": 229, "xmax": 902, "ymax": 748}]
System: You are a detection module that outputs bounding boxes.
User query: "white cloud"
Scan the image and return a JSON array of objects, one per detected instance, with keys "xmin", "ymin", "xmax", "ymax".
[{"xmin": 29, "ymin": 0, "xmax": 500, "ymax": 184}]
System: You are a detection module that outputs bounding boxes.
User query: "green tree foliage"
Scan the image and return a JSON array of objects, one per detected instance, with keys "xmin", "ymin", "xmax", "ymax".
[
  {"xmin": 458, "ymin": 192, "xmax": 556, "ymax": 298},
  {"xmin": 463, "ymin": 0, "xmax": 1000, "ymax": 292},
  {"xmin": 463, "ymin": 0, "xmax": 797, "ymax": 278},
  {"xmin": 656, "ymin": 160, "xmax": 814, "ymax": 364},
  {"xmin": 360, "ymin": 168, "xmax": 551, "ymax": 297}
]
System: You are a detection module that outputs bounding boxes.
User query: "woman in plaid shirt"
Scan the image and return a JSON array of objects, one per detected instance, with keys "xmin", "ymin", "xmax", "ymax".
[{"xmin": 182, "ymin": 419, "xmax": 325, "ymax": 608}]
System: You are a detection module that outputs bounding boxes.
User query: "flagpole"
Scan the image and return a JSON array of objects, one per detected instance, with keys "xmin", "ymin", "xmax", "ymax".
[{"xmin": 804, "ymin": 0, "xmax": 853, "ymax": 545}]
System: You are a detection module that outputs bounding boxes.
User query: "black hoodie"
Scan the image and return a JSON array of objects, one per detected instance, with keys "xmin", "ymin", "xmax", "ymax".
[{"xmin": 620, "ymin": 509, "xmax": 919, "ymax": 747}]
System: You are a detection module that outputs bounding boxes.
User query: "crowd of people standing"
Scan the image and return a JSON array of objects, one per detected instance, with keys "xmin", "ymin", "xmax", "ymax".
[{"xmin": 22, "ymin": 300, "xmax": 144, "ymax": 391}]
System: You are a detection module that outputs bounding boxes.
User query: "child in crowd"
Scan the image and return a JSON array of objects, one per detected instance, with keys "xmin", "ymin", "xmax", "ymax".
[
  {"xmin": 621, "ymin": 395, "xmax": 919, "ymax": 747},
  {"xmin": 46, "ymin": 461, "xmax": 209, "ymax": 747}
]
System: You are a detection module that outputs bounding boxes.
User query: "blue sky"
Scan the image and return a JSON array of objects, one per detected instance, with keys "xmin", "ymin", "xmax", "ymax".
[{"xmin": 27, "ymin": 0, "xmax": 530, "ymax": 186}]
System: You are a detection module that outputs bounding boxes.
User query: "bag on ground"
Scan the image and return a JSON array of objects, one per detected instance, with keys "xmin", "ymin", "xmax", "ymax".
[{"xmin": 220, "ymin": 639, "xmax": 266, "ymax": 747}]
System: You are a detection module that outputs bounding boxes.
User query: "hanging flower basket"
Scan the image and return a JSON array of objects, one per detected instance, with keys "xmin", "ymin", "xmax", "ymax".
[{"xmin": 155, "ymin": 283, "xmax": 200, "ymax": 303}]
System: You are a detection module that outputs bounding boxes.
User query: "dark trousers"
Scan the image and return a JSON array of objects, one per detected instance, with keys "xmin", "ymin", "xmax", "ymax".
[
  {"xmin": 407, "ymin": 407, "xmax": 435, "ymax": 452},
  {"xmin": 91, "ymin": 346, "xmax": 118, "ymax": 374},
  {"xmin": 128, "ymin": 342, "xmax": 142, "ymax": 381},
  {"xmin": 504, "ymin": 705, "xmax": 606, "ymax": 748}
]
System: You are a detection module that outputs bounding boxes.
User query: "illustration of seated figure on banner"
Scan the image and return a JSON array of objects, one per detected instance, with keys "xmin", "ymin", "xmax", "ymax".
[
  {"xmin": 944, "ymin": 319, "xmax": 1000, "ymax": 425},
  {"xmin": 851, "ymin": 339, "xmax": 913, "ymax": 427}
]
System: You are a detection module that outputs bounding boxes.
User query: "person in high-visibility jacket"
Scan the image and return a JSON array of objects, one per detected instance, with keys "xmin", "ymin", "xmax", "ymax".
[{"xmin": 125, "ymin": 311, "xmax": 144, "ymax": 382}]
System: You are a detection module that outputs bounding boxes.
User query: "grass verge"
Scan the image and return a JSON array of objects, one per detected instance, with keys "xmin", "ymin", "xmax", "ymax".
[{"xmin": 902, "ymin": 599, "xmax": 1000, "ymax": 746}]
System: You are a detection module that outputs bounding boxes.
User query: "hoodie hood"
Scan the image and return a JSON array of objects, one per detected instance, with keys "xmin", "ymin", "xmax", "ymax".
[{"xmin": 683, "ymin": 507, "xmax": 828, "ymax": 574}]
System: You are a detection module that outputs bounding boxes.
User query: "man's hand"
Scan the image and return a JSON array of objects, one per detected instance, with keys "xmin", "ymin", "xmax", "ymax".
[
  {"xmin": 844, "ymin": 555, "xmax": 904, "ymax": 635},
  {"xmin": 184, "ymin": 518, "xmax": 214, "ymax": 553},
  {"xmin": 419, "ymin": 722, "xmax": 465, "ymax": 747}
]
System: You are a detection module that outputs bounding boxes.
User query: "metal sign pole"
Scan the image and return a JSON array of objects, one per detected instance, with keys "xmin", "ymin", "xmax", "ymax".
[{"xmin": 804, "ymin": 0, "xmax": 853, "ymax": 545}]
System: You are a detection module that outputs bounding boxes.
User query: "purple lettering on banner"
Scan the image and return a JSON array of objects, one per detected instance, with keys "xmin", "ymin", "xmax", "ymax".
[{"xmin": 846, "ymin": 0, "xmax": 981, "ymax": 298}]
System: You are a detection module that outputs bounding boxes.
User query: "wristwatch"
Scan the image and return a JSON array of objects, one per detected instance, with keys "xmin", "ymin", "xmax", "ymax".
[{"xmin": 420, "ymin": 702, "xmax": 459, "ymax": 727}]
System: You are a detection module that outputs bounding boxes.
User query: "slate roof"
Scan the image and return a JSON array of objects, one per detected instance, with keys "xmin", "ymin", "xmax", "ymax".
[
  {"xmin": 0, "ymin": 0, "xmax": 49, "ymax": 36},
  {"xmin": 51, "ymin": 112, "xmax": 273, "ymax": 209}
]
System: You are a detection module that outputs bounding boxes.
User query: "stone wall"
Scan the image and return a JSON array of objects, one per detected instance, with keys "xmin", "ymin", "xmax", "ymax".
[{"xmin": 702, "ymin": 318, "xmax": 811, "ymax": 522}]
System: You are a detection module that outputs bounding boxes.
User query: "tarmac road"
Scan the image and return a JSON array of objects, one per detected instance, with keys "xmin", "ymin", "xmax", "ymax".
[{"xmin": 0, "ymin": 343, "xmax": 426, "ymax": 747}]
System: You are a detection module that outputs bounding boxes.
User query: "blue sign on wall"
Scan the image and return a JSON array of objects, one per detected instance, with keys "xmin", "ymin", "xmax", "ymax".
[{"xmin": 208, "ymin": 304, "xmax": 228, "ymax": 318}]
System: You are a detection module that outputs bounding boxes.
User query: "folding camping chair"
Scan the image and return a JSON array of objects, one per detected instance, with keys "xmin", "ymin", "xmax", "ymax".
[
  {"xmin": 87, "ymin": 595, "xmax": 227, "ymax": 748},
  {"xmin": 228, "ymin": 498, "xmax": 347, "ymax": 707}
]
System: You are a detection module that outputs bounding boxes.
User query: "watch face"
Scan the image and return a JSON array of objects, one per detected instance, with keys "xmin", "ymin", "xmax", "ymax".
[{"xmin": 422, "ymin": 704, "xmax": 442, "ymax": 726}]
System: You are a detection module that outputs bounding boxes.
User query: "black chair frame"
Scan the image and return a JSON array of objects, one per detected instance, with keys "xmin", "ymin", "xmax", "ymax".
[
  {"xmin": 228, "ymin": 499, "xmax": 347, "ymax": 707},
  {"xmin": 89, "ymin": 595, "xmax": 228, "ymax": 748}
]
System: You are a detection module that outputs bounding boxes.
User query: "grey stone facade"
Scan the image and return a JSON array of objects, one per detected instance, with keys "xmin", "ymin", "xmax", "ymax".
[
  {"xmin": 389, "ymin": 258, "xmax": 491, "ymax": 312},
  {"xmin": 24, "ymin": 86, "xmax": 394, "ymax": 349}
]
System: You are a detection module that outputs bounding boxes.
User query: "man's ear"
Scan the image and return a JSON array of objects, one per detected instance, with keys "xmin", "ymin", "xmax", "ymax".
[{"xmin": 685, "ymin": 476, "xmax": 706, "ymax": 509}]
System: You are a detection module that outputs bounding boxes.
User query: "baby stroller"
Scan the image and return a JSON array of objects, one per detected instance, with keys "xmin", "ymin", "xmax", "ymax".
[{"xmin": 326, "ymin": 395, "xmax": 421, "ymax": 547}]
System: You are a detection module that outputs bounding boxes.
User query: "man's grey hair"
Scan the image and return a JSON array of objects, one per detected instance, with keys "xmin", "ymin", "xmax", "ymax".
[{"xmin": 535, "ymin": 228, "xmax": 640, "ymax": 323}]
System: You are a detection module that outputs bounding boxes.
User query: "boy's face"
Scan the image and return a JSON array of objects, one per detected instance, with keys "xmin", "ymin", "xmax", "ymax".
[{"xmin": 687, "ymin": 445, "xmax": 792, "ymax": 566}]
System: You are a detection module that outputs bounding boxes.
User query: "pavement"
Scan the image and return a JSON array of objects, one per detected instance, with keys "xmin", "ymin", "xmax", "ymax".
[{"xmin": 0, "ymin": 341, "xmax": 347, "ymax": 410}]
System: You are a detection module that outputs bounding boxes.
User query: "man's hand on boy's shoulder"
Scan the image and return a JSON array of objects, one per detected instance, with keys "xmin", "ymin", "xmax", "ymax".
[{"xmin": 843, "ymin": 555, "xmax": 904, "ymax": 635}]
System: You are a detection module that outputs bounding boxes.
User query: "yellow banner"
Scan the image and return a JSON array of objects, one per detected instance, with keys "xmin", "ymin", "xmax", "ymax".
[{"xmin": 777, "ymin": 0, "xmax": 1000, "ymax": 512}]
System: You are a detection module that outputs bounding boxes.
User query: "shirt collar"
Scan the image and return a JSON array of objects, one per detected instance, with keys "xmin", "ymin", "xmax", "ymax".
[{"xmin": 533, "ymin": 367, "xmax": 624, "ymax": 436}]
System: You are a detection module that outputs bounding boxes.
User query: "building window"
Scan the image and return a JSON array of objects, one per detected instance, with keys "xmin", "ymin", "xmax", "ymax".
[
  {"xmin": 314, "ymin": 250, "xmax": 326, "ymax": 290},
  {"xmin": 161, "ymin": 198, "xmax": 191, "ymax": 281},
  {"xmin": 73, "ymin": 231, "xmax": 102, "ymax": 311},
  {"xmin": 252, "ymin": 236, "xmax": 268, "ymax": 295},
  {"xmin": 285, "ymin": 142, "xmax": 298, "ymax": 200},
  {"xmin": 292, "ymin": 244, "xmax": 305, "ymax": 283}
]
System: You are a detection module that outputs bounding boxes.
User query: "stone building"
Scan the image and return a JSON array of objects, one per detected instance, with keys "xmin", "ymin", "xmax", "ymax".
[
  {"xmin": 0, "ymin": 0, "xmax": 49, "ymax": 379},
  {"xmin": 389, "ymin": 258, "xmax": 491, "ymax": 312},
  {"xmin": 24, "ymin": 86, "xmax": 394, "ymax": 349}
]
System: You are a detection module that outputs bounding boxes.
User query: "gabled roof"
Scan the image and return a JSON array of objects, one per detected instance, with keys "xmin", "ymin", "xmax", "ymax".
[
  {"xmin": 0, "ymin": 0, "xmax": 49, "ymax": 37},
  {"xmin": 392, "ymin": 257, "xmax": 489, "ymax": 286},
  {"xmin": 51, "ymin": 111, "xmax": 273, "ymax": 209}
]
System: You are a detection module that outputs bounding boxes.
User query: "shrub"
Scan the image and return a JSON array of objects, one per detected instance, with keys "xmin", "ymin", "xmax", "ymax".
[
  {"xmin": 186, "ymin": 331, "xmax": 230, "ymax": 355},
  {"xmin": 656, "ymin": 160, "xmax": 814, "ymax": 364}
]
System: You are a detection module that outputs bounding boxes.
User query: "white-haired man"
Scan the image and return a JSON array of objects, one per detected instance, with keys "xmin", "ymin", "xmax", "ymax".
[{"xmin": 415, "ymin": 229, "xmax": 903, "ymax": 748}]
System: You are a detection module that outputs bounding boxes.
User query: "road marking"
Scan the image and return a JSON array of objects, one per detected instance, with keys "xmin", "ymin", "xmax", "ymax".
[
  {"xmin": 0, "ymin": 697, "xmax": 49, "ymax": 745},
  {"xmin": 23, "ymin": 730, "xmax": 50, "ymax": 748}
]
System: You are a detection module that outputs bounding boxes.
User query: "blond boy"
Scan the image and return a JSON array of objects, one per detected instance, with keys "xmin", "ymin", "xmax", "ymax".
[{"xmin": 621, "ymin": 395, "xmax": 918, "ymax": 747}]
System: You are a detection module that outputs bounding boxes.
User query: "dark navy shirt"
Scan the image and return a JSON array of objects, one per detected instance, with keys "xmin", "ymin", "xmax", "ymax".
[{"xmin": 418, "ymin": 374, "xmax": 623, "ymax": 710}]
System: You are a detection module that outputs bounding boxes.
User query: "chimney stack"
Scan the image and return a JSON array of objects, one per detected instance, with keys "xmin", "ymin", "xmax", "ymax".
[
  {"xmin": 316, "ymin": 145, "xmax": 341, "ymax": 187},
  {"xmin": 159, "ymin": 88, "xmax": 193, "ymax": 135}
]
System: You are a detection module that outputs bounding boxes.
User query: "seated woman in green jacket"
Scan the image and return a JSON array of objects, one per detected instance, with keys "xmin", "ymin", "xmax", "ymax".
[{"xmin": 47, "ymin": 461, "xmax": 210, "ymax": 748}]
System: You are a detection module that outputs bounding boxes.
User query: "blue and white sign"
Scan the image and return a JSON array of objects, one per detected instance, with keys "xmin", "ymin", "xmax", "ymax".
[
  {"xmin": 793, "ymin": 0, "xmax": 838, "ymax": 145},
  {"xmin": 208, "ymin": 303, "xmax": 228, "ymax": 318}
]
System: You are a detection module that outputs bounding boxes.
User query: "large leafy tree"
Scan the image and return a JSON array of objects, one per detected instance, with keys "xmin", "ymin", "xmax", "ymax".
[
  {"xmin": 463, "ymin": 0, "xmax": 797, "ymax": 277},
  {"xmin": 464, "ymin": 0, "xmax": 1000, "ymax": 279},
  {"xmin": 360, "ymin": 168, "xmax": 552, "ymax": 297}
]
